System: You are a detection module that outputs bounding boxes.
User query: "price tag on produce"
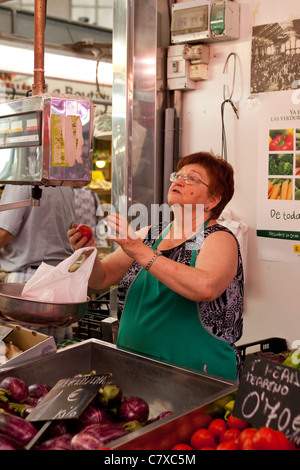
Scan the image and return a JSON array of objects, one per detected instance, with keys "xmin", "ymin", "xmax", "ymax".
[
  {"xmin": 27, "ymin": 373, "xmax": 111, "ymax": 422},
  {"xmin": 233, "ymin": 355, "xmax": 300, "ymax": 446}
]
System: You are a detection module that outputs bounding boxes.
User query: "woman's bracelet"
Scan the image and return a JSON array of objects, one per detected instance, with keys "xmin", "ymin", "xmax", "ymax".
[{"xmin": 145, "ymin": 249, "xmax": 162, "ymax": 271}]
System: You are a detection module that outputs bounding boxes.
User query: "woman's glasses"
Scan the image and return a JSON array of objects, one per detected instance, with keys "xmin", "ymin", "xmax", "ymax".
[{"xmin": 170, "ymin": 172, "xmax": 209, "ymax": 188}]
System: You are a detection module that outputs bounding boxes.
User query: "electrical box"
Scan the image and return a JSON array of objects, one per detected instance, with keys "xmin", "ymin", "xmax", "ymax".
[
  {"xmin": 171, "ymin": 0, "xmax": 240, "ymax": 44},
  {"xmin": 167, "ymin": 45, "xmax": 208, "ymax": 90}
]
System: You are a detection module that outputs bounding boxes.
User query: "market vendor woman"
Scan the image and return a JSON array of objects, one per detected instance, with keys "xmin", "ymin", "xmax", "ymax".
[{"xmin": 68, "ymin": 152, "xmax": 244, "ymax": 381}]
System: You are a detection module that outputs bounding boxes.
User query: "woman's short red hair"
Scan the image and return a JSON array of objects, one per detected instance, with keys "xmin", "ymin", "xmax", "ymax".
[{"xmin": 177, "ymin": 151, "xmax": 234, "ymax": 219}]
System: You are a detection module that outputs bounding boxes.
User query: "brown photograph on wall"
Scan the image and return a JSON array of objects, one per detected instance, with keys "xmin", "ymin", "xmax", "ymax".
[{"xmin": 251, "ymin": 20, "xmax": 300, "ymax": 93}]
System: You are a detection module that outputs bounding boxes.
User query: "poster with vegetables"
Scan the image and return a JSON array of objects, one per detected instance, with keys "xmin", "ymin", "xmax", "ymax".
[{"xmin": 257, "ymin": 90, "xmax": 300, "ymax": 262}]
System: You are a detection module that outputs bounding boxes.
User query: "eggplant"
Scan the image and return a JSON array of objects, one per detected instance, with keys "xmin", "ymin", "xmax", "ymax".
[
  {"xmin": 44, "ymin": 420, "xmax": 67, "ymax": 439},
  {"xmin": 71, "ymin": 423, "xmax": 128, "ymax": 450},
  {"xmin": 0, "ymin": 433, "xmax": 24, "ymax": 450},
  {"xmin": 38, "ymin": 433, "xmax": 74, "ymax": 450},
  {"xmin": 70, "ymin": 432, "xmax": 103, "ymax": 450},
  {"xmin": 118, "ymin": 396, "xmax": 149, "ymax": 423},
  {"xmin": 28, "ymin": 383, "xmax": 51, "ymax": 400},
  {"xmin": 97, "ymin": 383, "xmax": 123, "ymax": 408},
  {"xmin": 0, "ymin": 412, "xmax": 37, "ymax": 446},
  {"xmin": 74, "ymin": 404, "xmax": 111, "ymax": 432},
  {"xmin": 0, "ymin": 376, "xmax": 28, "ymax": 403}
]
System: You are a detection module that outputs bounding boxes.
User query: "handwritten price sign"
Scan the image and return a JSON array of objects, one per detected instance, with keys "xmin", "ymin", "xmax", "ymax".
[{"xmin": 233, "ymin": 356, "xmax": 300, "ymax": 446}]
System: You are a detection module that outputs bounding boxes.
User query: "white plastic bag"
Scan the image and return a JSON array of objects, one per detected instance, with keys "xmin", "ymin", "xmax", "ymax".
[{"xmin": 21, "ymin": 247, "xmax": 97, "ymax": 303}]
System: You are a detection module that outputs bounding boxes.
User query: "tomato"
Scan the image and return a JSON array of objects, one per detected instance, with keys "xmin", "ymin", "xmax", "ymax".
[
  {"xmin": 216, "ymin": 440, "xmax": 239, "ymax": 450},
  {"xmin": 172, "ymin": 443, "xmax": 193, "ymax": 450},
  {"xmin": 274, "ymin": 431, "xmax": 290, "ymax": 450},
  {"xmin": 238, "ymin": 428, "xmax": 257, "ymax": 449},
  {"xmin": 219, "ymin": 428, "xmax": 240, "ymax": 443},
  {"xmin": 77, "ymin": 224, "xmax": 93, "ymax": 241},
  {"xmin": 252, "ymin": 427, "xmax": 281, "ymax": 450},
  {"xmin": 208, "ymin": 418, "xmax": 227, "ymax": 440},
  {"xmin": 227, "ymin": 415, "xmax": 248, "ymax": 430},
  {"xmin": 190, "ymin": 428, "xmax": 215, "ymax": 450},
  {"xmin": 242, "ymin": 437, "xmax": 255, "ymax": 450}
]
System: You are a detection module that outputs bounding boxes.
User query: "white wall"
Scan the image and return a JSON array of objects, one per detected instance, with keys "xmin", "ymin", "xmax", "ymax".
[{"xmin": 179, "ymin": 0, "xmax": 300, "ymax": 348}]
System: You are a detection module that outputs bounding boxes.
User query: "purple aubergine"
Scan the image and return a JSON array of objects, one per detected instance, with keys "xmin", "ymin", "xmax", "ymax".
[
  {"xmin": 0, "ymin": 433, "xmax": 24, "ymax": 450},
  {"xmin": 97, "ymin": 383, "xmax": 123, "ymax": 408},
  {"xmin": 45, "ymin": 420, "xmax": 67, "ymax": 438},
  {"xmin": 70, "ymin": 432, "xmax": 103, "ymax": 450},
  {"xmin": 28, "ymin": 383, "xmax": 51, "ymax": 400},
  {"xmin": 74, "ymin": 422, "xmax": 128, "ymax": 447},
  {"xmin": 0, "ymin": 376, "xmax": 28, "ymax": 403},
  {"xmin": 75, "ymin": 404, "xmax": 111, "ymax": 431},
  {"xmin": 0, "ymin": 412, "xmax": 37, "ymax": 446},
  {"xmin": 38, "ymin": 433, "xmax": 74, "ymax": 450},
  {"xmin": 118, "ymin": 396, "xmax": 149, "ymax": 423}
]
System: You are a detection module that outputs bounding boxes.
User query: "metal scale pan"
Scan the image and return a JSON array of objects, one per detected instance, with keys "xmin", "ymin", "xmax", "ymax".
[{"xmin": 0, "ymin": 283, "xmax": 89, "ymax": 327}]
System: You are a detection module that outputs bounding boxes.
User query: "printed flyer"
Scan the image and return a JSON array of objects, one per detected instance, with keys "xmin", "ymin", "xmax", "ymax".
[{"xmin": 257, "ymin": 90, "xmax": 300, "ymax": 262}]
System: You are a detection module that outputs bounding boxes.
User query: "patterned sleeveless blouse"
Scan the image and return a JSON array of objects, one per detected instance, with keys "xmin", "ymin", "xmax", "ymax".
[{"xmin": 117, "ymin": 223, "xmax": 244, "ymax": 374}]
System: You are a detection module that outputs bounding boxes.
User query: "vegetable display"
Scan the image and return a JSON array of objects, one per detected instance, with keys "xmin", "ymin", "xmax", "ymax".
[
  {"xmin": 0, "ymin": 375, "xmax": 171, "ymax": 450},
  {"xmin": 0, "ymin": 370, "xmax": 299, "ymax": 450},
  {"xmin": 170, "ymin": 401, "xmax": 298, "ymax": 451}
]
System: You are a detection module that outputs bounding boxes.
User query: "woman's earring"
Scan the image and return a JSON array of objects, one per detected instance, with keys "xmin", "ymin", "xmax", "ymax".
[{"xmin": 205, "ymin": 206, "xmax": 210, "ymax": 211}]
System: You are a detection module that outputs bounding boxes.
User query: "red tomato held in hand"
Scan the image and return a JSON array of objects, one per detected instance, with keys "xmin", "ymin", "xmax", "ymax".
[
  {"xmin": 227, "ymin": 415, "xmax": 248, "ymax": 430},
  {"xmin": 252, "ymin": 427, "xmax": 281, "ymax": 450},
  {"xmin": 190, "ymin": 428, "xmax": 215, "ymax": 450},
  {"xmin": 77, "ymin": 224, "xmax": 93, "ymax": 241},
  {"xmin": 208, "ymin": 419, "xmax": 227, "ymax": 440}
]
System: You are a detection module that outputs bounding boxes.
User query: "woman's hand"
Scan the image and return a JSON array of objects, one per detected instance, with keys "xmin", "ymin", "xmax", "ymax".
[
  {"xmin": 68, "ymin": 223, "xmax": 96, "ymax": 251},
  {"xmin": 107, "ymin": 213, "xmax": 144, "ymax": 258}
]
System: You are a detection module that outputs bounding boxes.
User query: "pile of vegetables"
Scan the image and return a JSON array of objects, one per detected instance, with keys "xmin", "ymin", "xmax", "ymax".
[
  {"xmin": 0, "ymin": 375, "xmax": 172, "ymax": 450},
  {"xmin": 171, "ymin": 399, "xmax": 298, "ymax": 451},
  {"xmin": 268, "ymin": 178, "xmax": 292, "ymax": 200}
]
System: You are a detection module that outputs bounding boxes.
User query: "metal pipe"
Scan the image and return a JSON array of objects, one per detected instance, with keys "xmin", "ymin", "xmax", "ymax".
[{"xmin": 32, "ymin": 0, "xmax": 46, "ymax": 95}]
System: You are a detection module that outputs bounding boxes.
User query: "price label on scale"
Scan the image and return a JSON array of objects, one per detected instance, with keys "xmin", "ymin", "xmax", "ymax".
[{"xmin": 233, "ymin": 355, "xmax": 300, "ymax": 446}]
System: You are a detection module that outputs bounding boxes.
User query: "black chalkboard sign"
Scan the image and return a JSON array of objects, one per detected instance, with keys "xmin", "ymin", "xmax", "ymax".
[
  {"xmin": 233, "ymin": 355, "xmax": 300, "ymax": 446},
  {"xmin": 27, "ymin": 373, "xmax": 111, "ymax": 422}
]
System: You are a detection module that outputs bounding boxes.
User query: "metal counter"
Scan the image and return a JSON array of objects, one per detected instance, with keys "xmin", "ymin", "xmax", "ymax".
[{"xmin": 0, "ymin": 339, "xmax": 236, "ymax": 449}]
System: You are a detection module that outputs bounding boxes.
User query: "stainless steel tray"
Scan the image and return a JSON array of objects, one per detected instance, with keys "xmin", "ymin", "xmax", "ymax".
[
  {"xmin": 0, "ymin": 283, "xmax": 89, "ymax": 327},
  {"xmin": 0, "ymin": 339, "xmax": 236, "ymax": 450}
]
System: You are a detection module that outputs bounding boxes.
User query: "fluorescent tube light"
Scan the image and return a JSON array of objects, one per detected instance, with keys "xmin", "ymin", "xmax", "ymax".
[{"xmin": 0, "ymin": 44, "xmax": 113, "ymax": 86}]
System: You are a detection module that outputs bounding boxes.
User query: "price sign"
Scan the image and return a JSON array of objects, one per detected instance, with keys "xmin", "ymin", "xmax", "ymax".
[
  {"xmin": 233, "ymin": 356, "xmax": 300, "ymax": 446},
  {"xmin": 27, "ymin": 373, "xmax": 111, "ymax": 422}
]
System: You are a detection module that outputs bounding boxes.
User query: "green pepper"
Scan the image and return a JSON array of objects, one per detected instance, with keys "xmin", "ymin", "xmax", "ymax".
[
  {"xmin": 224, "ymin": 400, "xmax": 235, "ymax": 420},
  {"xmin": 282, "ymin": 350, "xmax": 300, "ymax": 369}
]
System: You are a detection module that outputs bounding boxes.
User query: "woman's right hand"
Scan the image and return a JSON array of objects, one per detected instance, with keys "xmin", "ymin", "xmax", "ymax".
[{"xmin": 68, "ymin": 223, "xmax": 96, "ymax": 251}]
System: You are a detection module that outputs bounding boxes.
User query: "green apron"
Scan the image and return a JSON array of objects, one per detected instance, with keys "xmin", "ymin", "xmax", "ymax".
[{"xmin": 116, "ymin": 222, "xmax": 237, "ymax": 381}]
